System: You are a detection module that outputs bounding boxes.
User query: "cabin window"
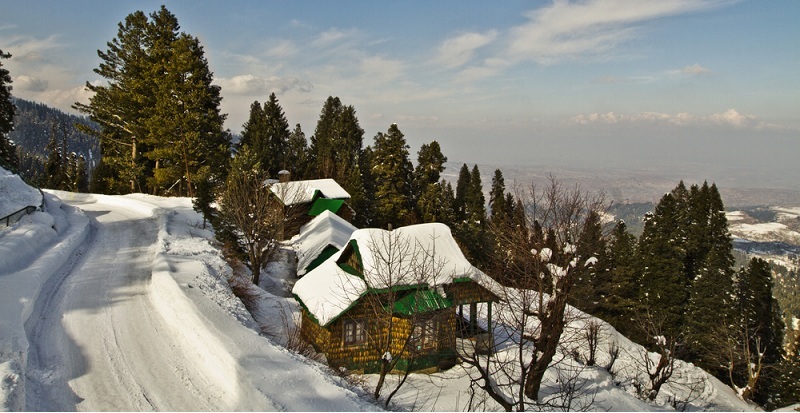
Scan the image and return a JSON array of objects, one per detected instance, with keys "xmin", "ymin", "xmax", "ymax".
[
  {"xmin": 343, "ymin": 319, "xmax": 367, "ymax": 346},
  {"xmin": 410, "ymin": 318, "xmax": 438, "ymax": 351}
]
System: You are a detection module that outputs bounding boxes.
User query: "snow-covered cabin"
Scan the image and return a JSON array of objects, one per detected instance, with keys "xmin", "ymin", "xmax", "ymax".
[
  {"xmin": 292, "ymin": 223, "xmax": 501, "ymax": 373},
  {"xmin": 292, "ymin": 210, "xmax": 357, "ymax": 277},
  {"xmin": 268, "ymin": 178, "xmax": 355, "ymax": 238}
]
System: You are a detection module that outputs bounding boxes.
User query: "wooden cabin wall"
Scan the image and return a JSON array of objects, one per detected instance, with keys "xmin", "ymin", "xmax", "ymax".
[
  {"xmin": 302, "ymin": 299, "xmax": 459, "ymax": 373},
  {"xmin": 445, "ymin": 281, "xmax": 497, "ymax": 306}
]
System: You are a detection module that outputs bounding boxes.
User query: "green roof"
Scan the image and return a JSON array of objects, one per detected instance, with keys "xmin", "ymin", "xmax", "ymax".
[
  {"xmin": 308, "ymin": 198, "xmax": 345, "ymax": 216},
  {"xmin": 391, "ymin": 289, "xmax": 453, "ymax": 316}
]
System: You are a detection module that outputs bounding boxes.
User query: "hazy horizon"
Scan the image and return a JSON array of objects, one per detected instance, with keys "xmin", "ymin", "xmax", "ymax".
[{"xmin": 3, "ymin": 1, "xmax": 798, "ymax": 193}]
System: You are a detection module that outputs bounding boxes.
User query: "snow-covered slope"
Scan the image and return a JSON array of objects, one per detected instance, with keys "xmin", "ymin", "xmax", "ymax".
[
  {"xmin": 0, "ymin": 171, "xmax": 759, "ymax": 412},
  {"xmin": 1, "ymin": 185, "xmax": 378, "ymax": 411},
  {"xmin": 0, "ymin": 167, "xmax": 41, "ymax": 218}
]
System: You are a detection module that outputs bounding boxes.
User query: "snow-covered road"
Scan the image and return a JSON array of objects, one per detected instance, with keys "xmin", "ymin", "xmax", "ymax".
[
  {"xmin": 25, "ymin": 199, "xmax": 225, "ymax": 411},
  {"xmin": 15, "ymin": 195, "xmax": 376, "ymax": 412}
]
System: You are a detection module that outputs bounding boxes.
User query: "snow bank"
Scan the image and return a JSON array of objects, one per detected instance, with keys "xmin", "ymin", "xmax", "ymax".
[
  {"xmin": 0, "ymin": 193, "xmax": 90, "ymax": 411},
  {"xmin": 0, "ymin": 167, "xmax": 41, "ymax": 218},
  {"xmin": 145, "ymin": 197, "xmax": 377, "ymax": 411}
]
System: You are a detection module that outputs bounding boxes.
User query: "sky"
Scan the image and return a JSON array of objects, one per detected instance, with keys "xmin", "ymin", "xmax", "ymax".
[{"xmin": 2, "ymin": 1, "xmax": 799, "ymax": 186}]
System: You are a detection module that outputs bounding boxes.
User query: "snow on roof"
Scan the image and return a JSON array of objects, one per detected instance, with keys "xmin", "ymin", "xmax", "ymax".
[
  {"xmin": 292, "ymin": 222, "xmax": 501, "ymax": 326},
  {"xmin": 269, "ymin": 179, "xmax": 350, "ymax": 206},
  {"xmin": 352, "ymin": 223, "xmax": 479, "ymax": 290},
  {"xmin": 293, "ymin": 251, "xmax": 367, "ymax": 326},
  {"xmin": 292, "ymin": 210, "xmax": 357, "ymax": 276}
]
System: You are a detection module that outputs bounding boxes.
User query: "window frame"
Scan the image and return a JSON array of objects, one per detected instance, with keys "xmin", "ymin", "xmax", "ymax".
[
  {"xmin": 342, "ymin": 318, "xmax": 368, "ymax": 347},
  {"xmin": 410, "ymin": 317, "xmax": 439, "ymax": 352}
]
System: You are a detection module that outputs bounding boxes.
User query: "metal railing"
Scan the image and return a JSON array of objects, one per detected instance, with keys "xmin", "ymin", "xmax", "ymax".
[{"xmin": 1, "ymin": 205, "xmax": 38, "ymax": 228}]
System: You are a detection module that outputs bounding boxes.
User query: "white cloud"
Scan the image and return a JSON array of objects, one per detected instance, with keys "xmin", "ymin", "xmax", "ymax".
[
  {"xmin": 435, "ymin": 30, "xmax": 498, "ymax": 69},
  {"xmin": 312, "ymin": 28, "xmax": 359, "ymax": 48},
  {"xmin": 571, "ymin": 108, "xmax": 761, "ymax": 128},
  {"xmin": 266, "ymin": 40, "xmax": 298, "ymax": 58},
  {"xmin": 506, "ymin": 0, "xmax": 728, "ymax": 64},
  {"xmin": 680, "ymin": 63, "xmax": 711, "ymax": 75},
  {"xmin": 217, "ymin": 74, "xmax": 312, "ymax": 96},
  {"xmin": 13, "ymin": 75, "xmax": 48, "ymax": 92},
  {"xmin": 360, "ymin": 56, "xmax": 404, "ymax": 84},
  {"xmin": 708, "ymin": 108, "xmax": 755, "ymax": 127}
]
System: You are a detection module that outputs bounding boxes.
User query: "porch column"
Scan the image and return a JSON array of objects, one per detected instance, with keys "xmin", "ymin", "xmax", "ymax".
[{"xmin": 469, "ymin": 302, "xmax": 478, "ymax": 335}]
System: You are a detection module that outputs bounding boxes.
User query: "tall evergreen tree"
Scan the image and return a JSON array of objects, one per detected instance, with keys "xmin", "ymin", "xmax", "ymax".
[
  {"xmin": 0, "ymin": 49, "xmax": 18, "ymax": 172},
  {"xmin": 416, "ymin": 179, "xmax": 456, "ymax": 226},
  {"xmin": 371, "ymin": 123, "xmax": 413, "ymax": 228},
  {"xmin": 637, "ymin": 192, "xmax": 689, "ymax": 338},
  {"xmin": 454, "ymin": 163, "xmax": 471, "ymax": 222},
  {"xmin": 735, "ymin": 258, "xmax": 785, "ymax": 405},
  {"xmin": 601, "ymin": 220, "xmax": 639, "ymax": 330},
  {"xmin": 44, "ymin": 126, "xmax": 65, "ymax": 189},
  {"xmin": 285, "ymin": 123, "xmax": 309, "ymax": 179},
  {"xmin": 488, "ymin": 169, "xmax": 509, "ymax": 225},
  {"xmin": 239, "ymin": 100, "xmax": 267, "ymax": 154},
  {"xmin": 571, "ymin": 210, "xmax": 607, "ymax": 314},
  {"xmin": 685, "ymin": 182, "xmax": 736, "ymax": 369},
  {"xmin": 238, "ymin": 94, "xmax": 289, "ymax": 177},
  {"xmin": 261, "ymin": 93, "xmax": 290, "ymax": 176},
  {"xmin": 75, "ymin": 9, "xmax": 156, "ymax": 193},
  {"xmin": 466, "ymin": 164, "xmax": 486, "ymax": 225},
  {"xmin": 75, "ymin": 6, "xmax": 228, "ymax": 196},
  {"xmin": 308, "ymin": 96, "xmax": 342, "ymax": 179},
  {"xmin": 413, "ymin": 141, "xmax": 447, "ymax": 194}
]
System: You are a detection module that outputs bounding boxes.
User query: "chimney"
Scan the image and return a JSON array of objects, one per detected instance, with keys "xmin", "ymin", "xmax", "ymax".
[{"xmin": 278, "ymin": 170, "xmax": 291, "ymax": 183}]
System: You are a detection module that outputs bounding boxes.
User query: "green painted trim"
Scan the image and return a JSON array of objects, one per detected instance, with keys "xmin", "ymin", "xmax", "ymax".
[
  {"xmin": 304, "ymin": 245, "xmax": 339, "ymax": 274},
  {"xmin": 308, "ymin": 198, "xmax": 345, "ymax": 216},
  {"xmin": 391, "ymin": 289, "xmax": 453, "ymax": 316}
]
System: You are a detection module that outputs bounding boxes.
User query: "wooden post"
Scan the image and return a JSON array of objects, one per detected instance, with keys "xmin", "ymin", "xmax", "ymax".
[
  {"xmin": 487, "ymin": 301, "xmax": 493, "ymax": 354},
  {"xmin": 469, "ymin": 302, "xmax": 478, "ymax": 335}
]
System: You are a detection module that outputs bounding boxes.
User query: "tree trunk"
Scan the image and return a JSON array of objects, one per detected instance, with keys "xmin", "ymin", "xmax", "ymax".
[{"xmin": 131, "ymin": 138, "xmax": 137, "ymax": 193}]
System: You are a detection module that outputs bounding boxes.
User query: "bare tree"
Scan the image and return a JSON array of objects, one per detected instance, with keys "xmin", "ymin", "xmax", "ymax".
[
  {"xmin": 705, "ymin": 320, "xmax": 768, "ymax": 402},
  {"xmin": 458, "ymin": 176, "xmax": 607, "ymax": 410},
  {"xmin": 630, "ymin": 310, "xmax": 679, "ymax": 401},
  {"xmin": 584, "ymin": 320, "xmax": 601, "ymax": 367},
  {"xmin": 218, "ymin": 164, "xmax": 281, "ymax": 285}
]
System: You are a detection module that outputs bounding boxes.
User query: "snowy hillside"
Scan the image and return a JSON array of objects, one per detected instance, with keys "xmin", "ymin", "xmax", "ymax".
[
  {"xmin": 0, "ymin": 167, "xmax": 755, "ymax": 411},
  {"xmin": 0, "ymin": 167, "xmax": 378, "ymax": 411}
]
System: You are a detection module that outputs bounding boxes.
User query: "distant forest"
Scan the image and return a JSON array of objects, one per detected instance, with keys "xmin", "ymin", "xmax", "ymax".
[{"xmin": 10, "ymin": 98, "xmax": 99, "ymax": 188}]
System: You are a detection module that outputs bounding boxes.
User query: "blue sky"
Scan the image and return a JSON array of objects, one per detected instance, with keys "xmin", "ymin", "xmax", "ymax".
[{"xmin": 2, "ymin": 1, "xmax": 799, "ymax": 181}]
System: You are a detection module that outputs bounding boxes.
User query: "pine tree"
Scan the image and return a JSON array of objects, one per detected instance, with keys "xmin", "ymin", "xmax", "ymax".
[
  {"xmin": 771, "ymin": 329, "xmax": 800, "ymax": 409},
  {"xmin": 637, "ymin": 193, "xmax": 689, "ymax": 338},
  {"xmin": 44, "ymin": 126, "xmax": 65, "ymax": 189},
  {"xmin": 75, "ymin": 6, "xmax": 228, "ymax": 196},
  {"xmin": 371, "ymin": 123, "xmax": 413, "ymax": 228},
  {"xmin": 239, "ymin": 100, "xmax": 267, "ymax": 154},
  {"xmin": 145, "ymin": 27, "xmax": 229, "ymax": 197},
  {"xmin": 601, "ymin": 220, "xmax": 639, "ymax": 331},
  {"xmin": 285, "ymin": 123, "xmax": 309, "ymax": 179},
  {"xmin": 466, "ymin": 164, "xmax": 486, "ymax": 225},
  {"xmin": 735, "ymin": 258, "xmax": 786, "ymax": 405},
  {"xmin": 308, "ymin": 96, "xmax": 342, "ymax": 179},
  {"xmin": 74, "ymin": 9, "xmax": 156, "ymax": 193},
  {"xmin": 454, "ymin": 163, "xmax": 471, "ymax": 222},
  {"xmin": 413, "ymin": 141, "xmax": 447, "ymax": 196},
  {"xmin": 455, "ymin": 165, "xmax": 490, "ymax": 266},
  {"xmin": 685, "ymin": 182, "xmax": 737, "ymax": 369},
  {"xmin": 489, "ymin": 169, "xmax": 508, "ymax": 225},
  {"xmin": 0, "ymin": 49, "xmax": 18, "ymax": 172},
  {"xmin": 571, "ymin": 210, "xmax": 607, "ymax": 314},
  {"xmin": 261, "ymin": 93, "xmax": 290, "ymax": 177}
]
